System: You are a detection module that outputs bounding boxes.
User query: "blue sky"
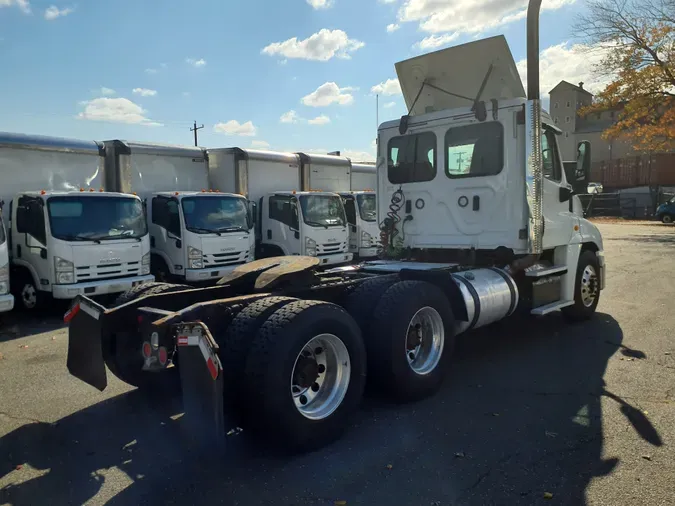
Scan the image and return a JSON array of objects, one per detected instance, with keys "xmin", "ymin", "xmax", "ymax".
[{"xmin": 0, "ymin": 0, "xmax": 603, "ymax": 161}]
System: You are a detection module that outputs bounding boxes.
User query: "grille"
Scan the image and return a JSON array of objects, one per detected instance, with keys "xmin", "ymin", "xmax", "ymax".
[
  {"xmin": 203, "ymin": 251, "xmax": 248, "ymax": 268},
  {"xmin": 76, "ymin": 261, "xmax": 140, "ymax": 282},
  {"xmin": 317, "ymin": 242, "xmax": 347, "ymax": 257}
]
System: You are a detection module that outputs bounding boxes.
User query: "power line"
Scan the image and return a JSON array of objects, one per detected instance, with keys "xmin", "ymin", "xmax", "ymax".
[{"xmin": 190, "ymin": 120, "xmax": 204, "ymax": 146}]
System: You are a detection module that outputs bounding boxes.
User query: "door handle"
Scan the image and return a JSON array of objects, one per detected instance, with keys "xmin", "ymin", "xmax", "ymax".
[
  {"xmin": 267, "ymin": 229, "xmax": 272, "ymax": 240},
  {"xmin": 473, "ymin": 196, "xmax": 480, "ymax": 211}
]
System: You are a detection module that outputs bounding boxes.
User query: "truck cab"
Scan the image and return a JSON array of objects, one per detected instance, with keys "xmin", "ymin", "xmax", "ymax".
[
  {"xmin": 148, "ymin": 190, "xmax": 255, "ymax": 283},
  {"xmin": 9, "ymin": 189, "xmax": 152, "ymax": 310},
  {"xmin": 339, "ymin": 190, "xmax": 379, "ymax": 259},
  {"xmin": 257, "ymin": 190, "xmax": 352, "ymax": 266}
]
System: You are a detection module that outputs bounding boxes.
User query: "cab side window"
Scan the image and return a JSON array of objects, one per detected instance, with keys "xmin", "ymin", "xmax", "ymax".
[{"xmin": 541, "ymin": 129, "xmax": 562, "ymax": 182}]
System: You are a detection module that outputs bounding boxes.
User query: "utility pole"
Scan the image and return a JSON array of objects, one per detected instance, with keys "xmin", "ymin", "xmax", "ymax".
[{"xmin": 190, "ymin": 120, "xmax": 204, "ymax": 146}]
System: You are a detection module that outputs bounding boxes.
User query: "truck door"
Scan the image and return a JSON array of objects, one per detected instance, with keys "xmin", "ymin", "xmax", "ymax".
[
  {"xmin": 265, "ymin": 195, "xmax": 302, "ymax": 256},
  {"xmin": 14, "ymin": 196, "xmax": 50, "ymax": 291},
  {"xmin": 341, "ymin": 195, "xmax": 359, "ymax": 253},
  {"xmin": 150, "ymin": 196, "xmax": 184, "ymax": 276},
  {"xmin": 541, "ymin": 126, "xmax": 577, "ymax": 248}
]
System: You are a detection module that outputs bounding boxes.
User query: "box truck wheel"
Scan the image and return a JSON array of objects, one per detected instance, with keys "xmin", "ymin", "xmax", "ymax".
[
  {"xmin": 106, "ymin": 283, "xmax": 191, "ymax": 390},
  {"xmin": 661, "ymin": 214, "xmax": 673, "ymax": 224},
  {"xmin": 562, "ymin": 250, "xmax": 601, "ymax": 322},
  {"xmin": 368, "ymin": 280, "xmax": 456, "ymax": 402},
  {"xmin": 13, "ymin": 272, "xmax": 45, "ymax": 312},
  {"xmin": 244, "ymin": 300, "xmax": 366, "ymax": 453},
  {"xmin": 217, "ymin": 296, "xmax": 298, "ymax": 420}
]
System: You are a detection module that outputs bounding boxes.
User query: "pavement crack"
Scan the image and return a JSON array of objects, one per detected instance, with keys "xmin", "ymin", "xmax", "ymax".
[
  {"xmin": 457, "ymin": 452, "xmax": 519, "ymax": 501},
  {"xmin": 0, "ymin": 410, "xmax": 47, "ymax": 425}
]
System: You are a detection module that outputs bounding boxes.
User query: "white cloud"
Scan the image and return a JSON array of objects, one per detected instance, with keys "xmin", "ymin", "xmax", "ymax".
[
  {"xmin": 386, "ymin": 23, "xmax": 400, "ymax": 33},
  {"xmin": 342, "ymin": 149, "xmax": 376, "ymax": 162},
  {"xmin": 516, "ymin": 42, "xmax": 613, "ymax": 101},
  {"xmin": 186, "ymin": 58, "xmax": 206, "ymax": 68},
  {"xmin": 213, "ymin": 120, "xmax": 257, "ymax": 137},
  {"xmin": 99, "ymin": 87, "xmax": 115, "ymax": 96},
  {"xmin": 280, "ymin": 110, "xmax": 300, "ymax": 123},
  {"xmin": 378, "ymin": 0, "xmax": 397, "ymax": 3},
  {"xmin": 251, "ymin": 140, "xmax": 271, "ymax": 149},
  {"xmin": 132, "ymin": 88, "xmax": 157, "ymax": 97},
  {"xmin": 308, "ymin": 114, "xmax": 331, "ymax": 125},
  {"xmin": 414, "ymin": 32, "xmax": 459, "ymax": 51},
  {"xmin": 383, "ymin": 101, "xmax": 396, "ymax": 108},
  {"xmin": 77, "ymin": 97, "xmax": 162, "ymax": 126},
  {"xmin": 306, "ymin": 0, "xmax": 333, "ymax": 9},
  {"xmin": 145, "ymin": 68, "xmax": 157, "ymax": 74},
  {"xmin": 44, "ymin": 5, "xmax": 73, "ymax": 20},
  {"xmin": 302, "ymin": 82, "xmax": 354, "ymax": 107},
  {"xmin": 0, "ymin": 0, "xmax": 30, "ymax": 14},
  {"xmin": 262, "ymin": 29, "xmax": 364, "ymax": 61},
  {"xmin": 371, "ymin": 78, "xmax": 401, "ymax": 96},
  {"xmin": 398, "ymin": 0, "xmax": 576, "ymax": 35}
]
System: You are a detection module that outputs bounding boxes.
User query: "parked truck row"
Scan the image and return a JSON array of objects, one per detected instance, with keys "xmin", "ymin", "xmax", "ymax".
[
  {"xmin": 64, "ymin": 0, "xmax": 606, "ymax": 454},
  {"xmin": 0, "ymin": 134, "xmax": 378, "ymax": 312}
]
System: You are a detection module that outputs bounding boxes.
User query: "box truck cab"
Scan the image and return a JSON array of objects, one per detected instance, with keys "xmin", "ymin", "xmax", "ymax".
[
  {"xmin": 340, "ymin": 162, "xmax": 378, "ymax": 259},
  {"xmin": 103, "ymin": 140, "xmax": 255, "ymax": 284},
  {"xmin": 0, "ymin": 209, "xmax": 14, "ymax": 312},
  {"xmin": 207, "ymin": 148, "xmax": 353, "ymax": 266},
  {"xmin": 0, "ymin": 132, "xmax": 152, "ymax": 311}
]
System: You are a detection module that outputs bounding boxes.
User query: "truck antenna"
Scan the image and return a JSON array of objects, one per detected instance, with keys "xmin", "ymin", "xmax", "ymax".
[{"xmin": 190, "ymin": 120, "xmax": 204, "ymax": 147}]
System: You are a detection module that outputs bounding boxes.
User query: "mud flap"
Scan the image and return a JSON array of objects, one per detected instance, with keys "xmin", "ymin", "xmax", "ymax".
[
  {"xmin": 175, "ymin": 322, "xmax": 226, "ymax": 450},
  {"xmin": 65, "ymin": 296, "xmax": 109, "ymax": 391}
]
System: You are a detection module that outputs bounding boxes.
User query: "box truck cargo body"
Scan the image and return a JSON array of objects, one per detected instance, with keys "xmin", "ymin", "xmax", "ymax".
[
  {"xmin": 207, "ymin": 148, "xmax": 352, "ymax": 266},
  {"xmin": 0, "ymin": 132, "xmax": 152, "ymax": 311},
  {"xmin": 103, "ymin": 140, "xmax": 255, "ymax": 283}
]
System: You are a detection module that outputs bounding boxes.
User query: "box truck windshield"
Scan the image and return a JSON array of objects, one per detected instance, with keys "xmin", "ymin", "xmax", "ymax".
[
  {"xmin": 299, "ymin": 194, "xmax": 346, "ymax": 228},
  {"xmin": 47, "ymin": 196, "xmax": 147, "ymax": 241},
  {"xmin": 357, "ymin": 194, "xmax": 377, "ymax": 222},
  {"xmin": 181, "ymin": 196, "xmax": 249, "ymax": 234}
]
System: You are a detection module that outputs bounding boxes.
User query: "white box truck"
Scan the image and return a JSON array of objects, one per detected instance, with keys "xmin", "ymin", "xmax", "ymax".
[
  {"xmin": 0, "ymin": 132, "xmax": 153, "ymax": 311},
  {"xmin": 340, "ymin": 162, "xmax": 379, "ymax": 259},
  {"xmin": 0, "ymin": 206, "xmax": 13, "ymax": 313},
  {"xmin": 102, "ymin": 140, "xmax": 255, "ymax": 284},
  {"xmin": 207, "ymin": 148, "xmax": 352, "ymax": 266}
]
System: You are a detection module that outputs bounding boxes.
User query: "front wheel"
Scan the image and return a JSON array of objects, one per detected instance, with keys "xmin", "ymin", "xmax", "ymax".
[
  {"xmin": 13, "ymin": 275, "xmax": 46, "ymax": 312},
  {"xmin": 244, "ymin": 300, "xmax": 366, "ymax": 453},
  {"xmin": 661, "ymin": 214, "xmax": 673, "ymax": 224},
  {"xmin": 562, "ymin": 250, "xmax": 601, "ymax": 322}
]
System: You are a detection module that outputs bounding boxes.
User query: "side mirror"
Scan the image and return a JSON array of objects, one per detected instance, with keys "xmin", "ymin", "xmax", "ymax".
[
  {"xmin": 16, "ymin": 207, "xmax": 28, "ymax": 233},
  {"xmin": 247, "ymin": 200, "xmax": 256, "ymax": 230},
  {"xmin": 565, "ymin": 141, "xmax": 592, "ymax": 194},
  {"xmin": 399, "ymin": 115, "xmax": 410, "ymax": 135},
  {"xmin": 175, "ymin": 239, "xmax": 182, "ymax": 249},
  {"xmin": 291, "ymin": 205, "xmax": 300, "ymax": 231},
  {"xmin": 559, "ymin": 185, "xmax": 573, "ymax": 203}
]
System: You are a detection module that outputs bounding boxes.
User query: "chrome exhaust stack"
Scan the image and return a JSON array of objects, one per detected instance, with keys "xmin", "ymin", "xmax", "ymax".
[{"xmin": 525, "ymin": 0, "xmax": 544, "ymax": 254}]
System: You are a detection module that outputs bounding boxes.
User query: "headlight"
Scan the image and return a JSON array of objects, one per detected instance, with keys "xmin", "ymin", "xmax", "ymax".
[
  {"xmin": 361, "ymin": 231, "xmax": 373, "ymax": 247},
  {"xmin": 188, "ymin": 246, "xmax": 203, "ymax": 269},
  {"xmin": 141, "ymin": 252, "xmax": 150, "ymax": 275},
  {"xmin": 305, "ymin": 237, "xmax": 317, "ymax": 256},
  {"xmin": 54, "ymin": 256, "xmax": 74, "ymax": 285},
  {"xmin": 0, "ymin": 263, "xmax": 8, "ymax": 295}
]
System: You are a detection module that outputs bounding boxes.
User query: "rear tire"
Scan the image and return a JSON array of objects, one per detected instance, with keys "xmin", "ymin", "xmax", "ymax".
[
  {"xmin": 343, "ymin": 275, "xmax": 397, "ymax": 331},
  {"xmin": 244, "ymin": 300, "xmax": 366, "ymax": 453},
  {"xmin": 562, "ymin": 250, "xmax": 601, "ymax": 322},
  {"xmin": 106, "ymin": 282, "xmax": 191, "ymax": 390},
  {"xmin": 216, "ymin": 296, "xmax": 298, "ymax": 419},
  {"xmin": 368, "ymin": 280, "xmax": 456, "ymax": 402}
]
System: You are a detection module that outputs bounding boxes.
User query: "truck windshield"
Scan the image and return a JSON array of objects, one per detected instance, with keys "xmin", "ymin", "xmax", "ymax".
[
  {"xmin": 357, "ymin": 194, "xmax": 377, "ymax": 222},
  {"xmin": 299, "ymin": 195, "xmax": 346, "ymax": 228},
  {"xmin": 181, "ymin": 196, "xmax": 249, "ymax": 233},
  {"xmin": 48, "ymin": 196, "xmax": 147, "ymax": 241}
]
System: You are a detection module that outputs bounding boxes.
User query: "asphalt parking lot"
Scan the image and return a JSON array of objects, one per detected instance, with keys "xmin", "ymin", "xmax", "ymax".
[{"xmin": 1, "ymin": 221, "xmax": 674, "ymax": 506}]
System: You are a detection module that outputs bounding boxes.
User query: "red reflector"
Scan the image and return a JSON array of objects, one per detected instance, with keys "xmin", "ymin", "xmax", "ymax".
[
  {"xmin": 206, "ymin": 357, "xmax": 218, "ymax": 380},
  {"xmin": 63, "ymin": 303, "xmax": 81, "ymax": 323},
  {"xmin": 142, "ymin": 342, "xmax": 152, "ymax": 359},
  {"xmin": 158, "ymin": 346, "xmax": 168, "ymax": 365},
  {"xmin": 137, "ymin": 315, "xmax": 143, "ymax": 324}
]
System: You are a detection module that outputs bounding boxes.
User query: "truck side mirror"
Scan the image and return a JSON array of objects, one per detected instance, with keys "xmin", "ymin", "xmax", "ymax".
[
  {"xmin": 16, "ymin": 206, "xmax": 28, "ymax": 233},
  {"xmin": 291, "ymin": 205, "xmax": 300, "ymax": 231},
  {"xmin": 247, "ymin": 200, "xmax": 256, "ymax": 230},
  {"xmin": 566, "ymin": 141, "xmax": 592, "ymax": 194}
]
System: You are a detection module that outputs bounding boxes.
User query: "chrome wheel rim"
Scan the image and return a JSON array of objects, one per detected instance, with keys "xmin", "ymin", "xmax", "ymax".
[
  {"xmin": 290, "ymin": 333, "xmax": 350, "ymax": 421},
  {"xmin": 405, "ymin": 306, "xmax": 445, "ymax": 375},
  {"xmin": 21, "ymin": 284, "xmax": 37, "ymax": 309},
  {"xmin": 580, "ymin": 264, "xmax": 599, "ymax": 307}
]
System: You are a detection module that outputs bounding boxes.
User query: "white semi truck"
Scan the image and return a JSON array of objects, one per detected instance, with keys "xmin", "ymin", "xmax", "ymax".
[
  {"xmin": 65, "ymin": 0, "xmax": 606, "ymax": 455},
  {"xmin": 207, "ymin": 148, "xmax": 353, "ymax": 266},
  {"xmin": 0, "ymin": 132, "xmax": 152, "ymax": 311},
  {"xmin": 340, "ymin": 162, "xmax": 378, "ymax": 259},
  {"xmin": 102, "ymin": 140, "xmax": 255, "ymax": 284}
]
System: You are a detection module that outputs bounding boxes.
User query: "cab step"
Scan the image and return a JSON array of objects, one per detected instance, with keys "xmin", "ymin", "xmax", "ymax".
[
  {"xmin": 530, "ymin": 300, "xmax": 574, "ymax": 316},
  {"xmin": 525, "ymin": 265, "xmax": 568, "ymax": 278}
]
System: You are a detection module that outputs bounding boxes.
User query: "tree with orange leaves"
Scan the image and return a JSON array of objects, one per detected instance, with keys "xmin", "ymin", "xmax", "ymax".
[{"xmin": 575, "ymin": 0, "xmax": 674, "ymax": 153}]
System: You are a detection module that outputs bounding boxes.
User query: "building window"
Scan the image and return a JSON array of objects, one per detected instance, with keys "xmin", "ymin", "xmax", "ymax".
[
  {"xmin": 554, "ymin": 102, "xmax": 559, "ymax": 109},
  {"xmin": 554, "ymin": 117, "xmax": 559, "ymax": 124},
  {"xmin": 610, "ymin": 111, "xmax": 615, "ymax": 119},
  {"xmin": 565, "ymin": 116, "xmax": 571, "ymax": 123},
  {"xmin": 565, "ymin": 132, "xmax": 569, "ymax": 138},
  {"xmin": 566, "ymin": 101, "xmax": 571, "ymax": 107}
]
